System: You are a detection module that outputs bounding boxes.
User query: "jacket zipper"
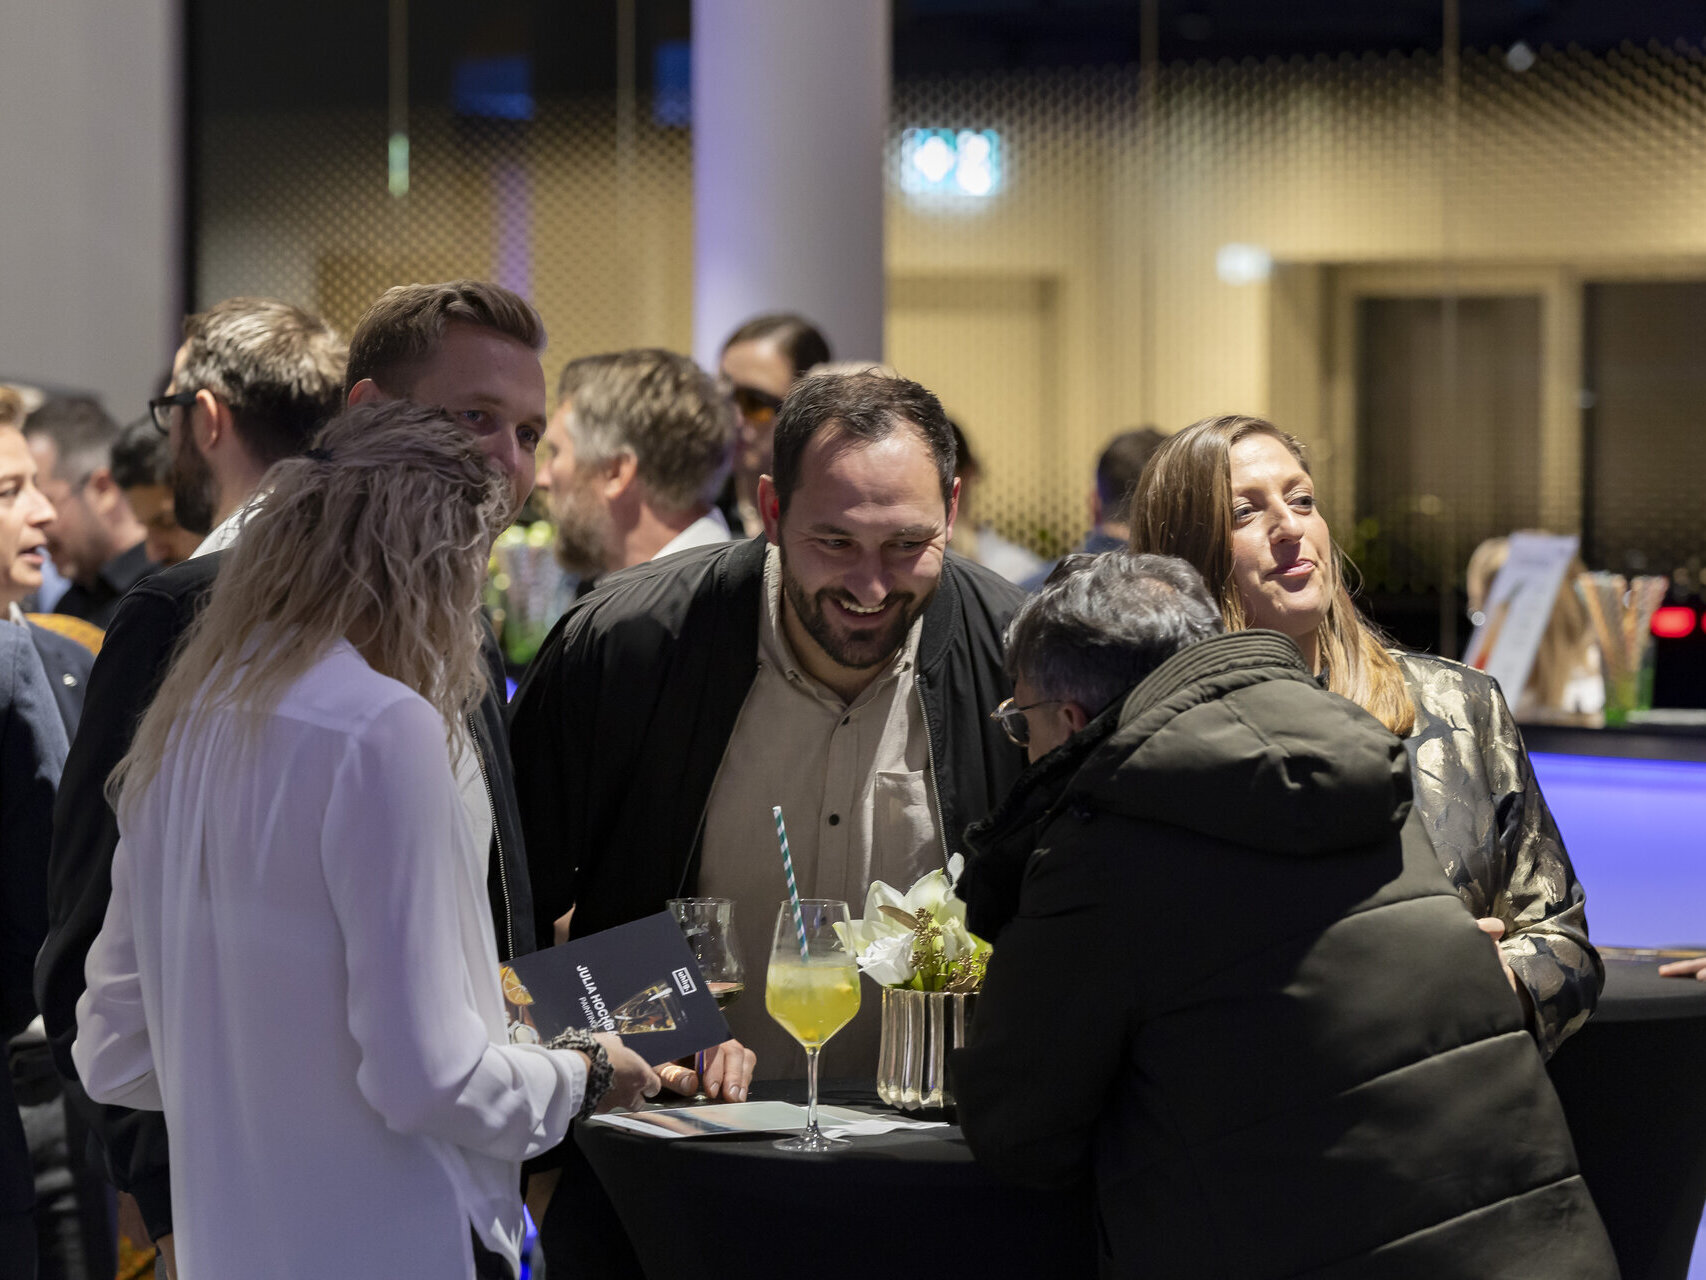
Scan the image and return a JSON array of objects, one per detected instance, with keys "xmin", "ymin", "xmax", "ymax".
[{"xmin": 468, "ymin": 710, "xmax": 514, "ymax": 961}]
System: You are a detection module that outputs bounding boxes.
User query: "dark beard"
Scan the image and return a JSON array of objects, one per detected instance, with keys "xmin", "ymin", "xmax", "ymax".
[
  {"xmin": 550, "ymin": 489, "xmax": 617, "ymax": 579},
  {"xmin": 171, "ymin": 429, "xmax": 217, "ymax": 536},
  {"xmin": 779, "ymin": 547, "xmax": 929, "ymax": 673}
]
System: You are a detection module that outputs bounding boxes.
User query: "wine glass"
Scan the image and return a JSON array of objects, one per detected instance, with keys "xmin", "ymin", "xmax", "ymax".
[
  {"xmin": 765, "ymin": 899, "xmax": 861, "ymax": 1153},
  {"xmin": 667, "ymin": 898, "xmax": 746, "ymax": 1102}
]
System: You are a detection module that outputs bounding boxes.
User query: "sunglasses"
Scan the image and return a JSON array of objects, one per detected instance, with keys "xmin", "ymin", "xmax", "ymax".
[
  {"xmin": 989, "ymin": 696, "xmax": 1063, "ymax": 748},
  {"xmin": 728, "ymin": 383, "xmax": 785, "ymax": 424}
]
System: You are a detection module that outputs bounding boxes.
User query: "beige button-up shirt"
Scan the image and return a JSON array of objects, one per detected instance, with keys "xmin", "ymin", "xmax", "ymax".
[{"xmin": 697, "ymin": 546, "xmax": 944, "ymax": 1080}]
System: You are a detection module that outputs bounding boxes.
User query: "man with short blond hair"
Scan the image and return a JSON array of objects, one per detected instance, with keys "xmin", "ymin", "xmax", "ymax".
[{"xmin": 539, "ymin": 348, "xmax": 734, "ymax": 580}]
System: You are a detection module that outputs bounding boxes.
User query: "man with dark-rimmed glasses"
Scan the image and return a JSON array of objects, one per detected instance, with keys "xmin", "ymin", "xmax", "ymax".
[
  {"xmin": 36, "ymin": 296, "xmax": 344, "ymax": 1277},
  {"xmin": 147, "ymin": 298, "xmax": 346, "ymax": 556}
]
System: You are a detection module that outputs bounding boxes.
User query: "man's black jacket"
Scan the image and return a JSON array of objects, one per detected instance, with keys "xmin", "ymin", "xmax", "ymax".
[
  {"xmin": 508, "ymin": 535, "xmax": 1029, "ymax": 946},
  {"xmin": 32, "ymin": 551, "xmax": 533, "ymax": 1241}
]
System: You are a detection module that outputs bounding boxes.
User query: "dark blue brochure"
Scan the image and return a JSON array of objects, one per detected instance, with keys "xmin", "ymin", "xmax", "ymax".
[{"xmin": 499, "ymin": 911, "xmax": 731, "ymax": 1066}]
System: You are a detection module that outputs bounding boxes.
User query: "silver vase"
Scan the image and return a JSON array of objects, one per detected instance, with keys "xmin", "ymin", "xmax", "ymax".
[{"xmin": 876, "ymin": 988, "xmax": 976, "ymax": 1112}]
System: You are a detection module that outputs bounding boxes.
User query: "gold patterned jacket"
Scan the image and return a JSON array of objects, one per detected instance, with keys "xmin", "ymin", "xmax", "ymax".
[{"xmin": 1395, "ymin": 652, "xmax": 1603, "ymax": 1057}]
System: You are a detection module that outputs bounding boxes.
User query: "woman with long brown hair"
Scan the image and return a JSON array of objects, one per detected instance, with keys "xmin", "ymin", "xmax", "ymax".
[
  {"xmin": 73, "ymin": 401, "xmax": 657, "ymax": 1279},
  {"xmin": 1129, "ymin": 414, "xmax": 1599, "ymax": 1057}
]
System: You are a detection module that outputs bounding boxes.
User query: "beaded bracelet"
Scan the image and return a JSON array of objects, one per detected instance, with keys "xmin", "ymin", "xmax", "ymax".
[{"xmin": 545, "ymin": 1028, "xmax": 615, "ymax": 1119}]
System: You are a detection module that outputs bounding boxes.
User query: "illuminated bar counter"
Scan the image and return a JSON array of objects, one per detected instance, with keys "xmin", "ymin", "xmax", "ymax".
[{"xmin": 1523, "ymin": 722, "xmax": 1706, "ymax": 948}]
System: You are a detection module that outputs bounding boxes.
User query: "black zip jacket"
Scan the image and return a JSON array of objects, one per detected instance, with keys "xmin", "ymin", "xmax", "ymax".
[
  {"xmin": 32, "ymin": 551, "xmax": 533, "ymax": 1242},
  {"xmin": 508, "ymin": 535, "xmax": 1028, "ymax": 947},
  {"xmin": 951, "ymin": 632, "xmax": 1616, "ymax": 1279}
]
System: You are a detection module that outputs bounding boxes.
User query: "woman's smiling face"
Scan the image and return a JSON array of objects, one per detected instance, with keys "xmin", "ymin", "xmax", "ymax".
[{"xmin": 1226, "ymin": 431, "xmax": 1331, "ymax": 648}]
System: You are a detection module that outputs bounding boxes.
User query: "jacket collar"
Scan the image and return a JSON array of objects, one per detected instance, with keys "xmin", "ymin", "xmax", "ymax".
[
  {"xmin": 1118, "ymin": 629, "xmax": 1311, "ymax": 731},
  {"xmin": 965, "ymin": 630, "xmax": 1313, "ymax": 858}
]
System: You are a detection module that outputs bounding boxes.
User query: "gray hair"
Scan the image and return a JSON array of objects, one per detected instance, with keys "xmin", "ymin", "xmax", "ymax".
[
  {"xmin": 557, "ymin": 349, "xmax": 733, "ymax": 512},
  {"xmin": 23, "ymin": 396, "xmax": 120, "ymax": 485},
  {"xmin": 1004, "ymin": 550, "xmax": 1224, "ymax": 716}
]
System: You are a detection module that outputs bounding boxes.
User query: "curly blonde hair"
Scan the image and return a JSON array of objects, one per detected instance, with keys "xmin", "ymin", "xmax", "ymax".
[{"xmin": 110, "ymin": 400, "xmax": 509, "ymax": 807}]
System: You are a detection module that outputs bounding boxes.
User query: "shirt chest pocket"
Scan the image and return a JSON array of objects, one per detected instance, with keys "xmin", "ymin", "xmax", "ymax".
[{"xmin": 871, "ymin": 769, "xmax": 941, "ymax": 885}]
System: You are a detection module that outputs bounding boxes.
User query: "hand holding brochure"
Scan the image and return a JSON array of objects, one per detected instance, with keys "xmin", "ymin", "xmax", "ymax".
[{"xmin": 498, "ymin": 911, "xmax": 730, "ymax": 1066}]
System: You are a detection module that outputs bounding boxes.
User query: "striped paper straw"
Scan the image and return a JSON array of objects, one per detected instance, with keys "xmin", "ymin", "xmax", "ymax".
[{"xmin": 773, "ymin": 806, "xmax": 809, "ymax": 960}]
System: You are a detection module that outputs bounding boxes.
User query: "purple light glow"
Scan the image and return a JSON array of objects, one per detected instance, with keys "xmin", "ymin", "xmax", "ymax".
[{"xmin": 1529, "ymin": 752, "xmax": 1706, "ymax": 947}]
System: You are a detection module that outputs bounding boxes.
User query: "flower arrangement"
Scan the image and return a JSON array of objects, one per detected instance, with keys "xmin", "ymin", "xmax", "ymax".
[{"xmin": 837, "ymin": 855, "xmax": 991, "ymax": 993}]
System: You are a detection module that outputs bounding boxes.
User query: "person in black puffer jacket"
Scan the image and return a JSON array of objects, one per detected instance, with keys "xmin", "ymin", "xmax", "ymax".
[{"xmin": 951, "ymin": 551, "xmax": 1616, "ymax": 1280}]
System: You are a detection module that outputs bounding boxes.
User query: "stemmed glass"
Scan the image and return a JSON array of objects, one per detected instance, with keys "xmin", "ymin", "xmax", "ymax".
[
  {"xmin": 765, "ymin": 899, "xmax": 861, "ymax": 1153},
  {"xmin": 667, "ymin": 898, "xmax": 746, "ymax": 1102}
]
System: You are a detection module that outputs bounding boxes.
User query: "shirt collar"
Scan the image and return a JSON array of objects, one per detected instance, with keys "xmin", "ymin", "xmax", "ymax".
[
  {"xmin": 192, "ymin": 490, "xmax": 266, "ymax": 559},
  {"xmin": 655, "ymin": 507, "xmax": 731, "ymax": 560}
]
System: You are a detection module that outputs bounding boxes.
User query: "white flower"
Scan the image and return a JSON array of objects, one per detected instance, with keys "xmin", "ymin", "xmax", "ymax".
[{"xmin": 857, "ymin": 933, "xmax": 917, "ymax": 986}]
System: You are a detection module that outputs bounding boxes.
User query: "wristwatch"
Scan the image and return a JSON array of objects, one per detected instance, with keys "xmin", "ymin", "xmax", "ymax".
[{"xmin": 545, "ymin": 1027, "xmax": 615, "ymax": 1118}]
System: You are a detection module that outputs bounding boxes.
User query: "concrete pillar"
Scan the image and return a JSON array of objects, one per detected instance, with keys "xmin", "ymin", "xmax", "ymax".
[
  {"xmin": 691, "ymin": 0, "xmax": 888, "ymax": 368},
  {"xmin": 0, "ymin": 0, "xmax": 181, "ymax": 416}
]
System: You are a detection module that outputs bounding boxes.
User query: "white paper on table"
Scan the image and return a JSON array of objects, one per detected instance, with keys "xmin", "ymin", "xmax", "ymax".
[
  {"xmin": 588, "ymin": 1102, "xmax": 876, "ymax": 1139},
  {"xmin": 817, "ymin": 1116, "xmax": 950, "ymax": 1137}
]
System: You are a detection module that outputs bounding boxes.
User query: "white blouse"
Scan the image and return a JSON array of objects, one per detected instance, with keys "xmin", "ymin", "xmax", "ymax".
[{"xmin": 74, "ymin": 641, "xmax": 584, "ymax": 1279}]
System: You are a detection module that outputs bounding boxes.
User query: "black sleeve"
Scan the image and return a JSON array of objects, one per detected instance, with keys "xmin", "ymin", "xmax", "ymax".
[
  {"xmin": 507, "ymin": 608, "xmax": 598, "ymax": 951},
  {"xmin": 950, "ymin": 841, "xmax": 1131, "ymax": 1190},
  {"xmin": 33, "ymin": 584, "xmax": 191, "ymax": 1240},
  {"xmin": 0, "ymin": 629, "xmax": 65, "ymax": 1039}
]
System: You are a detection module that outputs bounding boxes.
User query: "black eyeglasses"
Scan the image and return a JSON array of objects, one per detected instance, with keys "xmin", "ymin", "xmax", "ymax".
[
  {"xmin": 148, "ymin": 390, "xmax": 197, "ymax": 435},
  {"xmin": 989, "ymin": 696, "xmax": 1063, "ymax": 748}
]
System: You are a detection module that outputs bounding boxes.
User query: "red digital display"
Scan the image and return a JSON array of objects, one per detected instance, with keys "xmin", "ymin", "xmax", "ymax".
[{"xmin": 1650, "ymin": 606, "xmax": 1696, "ymax": 639}]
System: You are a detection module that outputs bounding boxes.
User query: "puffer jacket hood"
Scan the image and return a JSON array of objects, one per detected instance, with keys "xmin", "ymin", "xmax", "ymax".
[
  {"xmin": 959, "ymin": 630, "xmax": 1414, "ymax": 940},
  {"xmin": 1074, "ymin": 629, "xmax": 1413, "ymax": 856}
]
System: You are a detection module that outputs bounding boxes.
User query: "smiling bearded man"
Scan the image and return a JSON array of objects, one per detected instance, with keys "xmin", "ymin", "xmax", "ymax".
[{"xmin": 510, "ymin": 369, "xmax": 1028, "ymax": 1085}]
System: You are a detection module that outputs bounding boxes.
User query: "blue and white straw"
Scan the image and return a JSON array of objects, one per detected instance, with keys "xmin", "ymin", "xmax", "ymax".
[{"xmin": 773, "ymin": 805, "xmax": 810, "ymax": 960}]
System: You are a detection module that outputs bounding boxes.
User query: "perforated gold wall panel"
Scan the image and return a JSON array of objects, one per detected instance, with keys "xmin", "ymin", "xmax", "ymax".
[{"xmin": 196, "ymin": 44, "xmax": 1706, "ymax": 574}]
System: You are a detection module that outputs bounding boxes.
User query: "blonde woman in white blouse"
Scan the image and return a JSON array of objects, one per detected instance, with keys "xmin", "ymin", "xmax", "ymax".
[{"xmin": 73, "ymin": 402, "xmax": 657, "ymax": 1280}]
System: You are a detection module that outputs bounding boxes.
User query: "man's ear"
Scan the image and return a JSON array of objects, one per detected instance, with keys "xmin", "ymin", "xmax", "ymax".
[
  {"xmin": 84, "ymin": 467, "xmax": 125, "ymax": 519},
  {"xmin": 1062, "ymin": 701, "xmax": 1091, "ymax": 736},
  {"xmin": 757, "ymin": 474, "xmax": 783, "ymax": 545},
  {"xmin": 347, "ymin": 378, "xmax": 383, "ymax": 407},
  {"xmin": 194, "ymin": 388, "xmax": 233, "ymax": 452},
  {"xmin": 944, "ymin": 475, "xmax": 961, "ymax": 540},
  {"xmin": 604, "ymin": 451, "xmax": 638, "ymax": 500}
]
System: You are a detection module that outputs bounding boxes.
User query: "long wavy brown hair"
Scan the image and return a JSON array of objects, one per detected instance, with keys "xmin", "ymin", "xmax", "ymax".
[
  {"xmin": 1128, "ymin": 414, "xmax": 1415, "ymax": 736},
  {"xmin": 110, "ymin": 400, "xmax": 510, "ymax": 808}
]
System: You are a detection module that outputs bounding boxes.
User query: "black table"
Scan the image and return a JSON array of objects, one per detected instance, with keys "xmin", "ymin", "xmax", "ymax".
[
  {"xmin": 574, "ymin": 1081, "xmax": 1096, "ymax": 1279},
  {"xmin": 1547, "ymin": 956, "xmax": 1706, "ymax": 1280}
]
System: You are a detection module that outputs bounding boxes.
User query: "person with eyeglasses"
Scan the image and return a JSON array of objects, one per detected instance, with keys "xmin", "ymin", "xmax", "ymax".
[
  {"xmin": 715, "ymin": 312, "xmax": 831, "ymax": 536},
  {"xmin": 36, "ymin": 297, "xmax": 346, "ymax": 1279},
  {"xmin": 22, "ymin": 396, "xmax": 153, "ymax": 629},
  {"xmin": 950, "ymin": 549, "xmax": 1618, "ymax": 1280}
]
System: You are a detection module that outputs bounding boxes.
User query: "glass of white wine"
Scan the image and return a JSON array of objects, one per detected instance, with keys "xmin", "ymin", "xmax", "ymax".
[
  {"xmin": 766, "ymin": 899, "xmax": 861, "ymax": 1153},
  {"xmin": 667, "ymin": 897, "xmax": 746, "ymax": 1101}
]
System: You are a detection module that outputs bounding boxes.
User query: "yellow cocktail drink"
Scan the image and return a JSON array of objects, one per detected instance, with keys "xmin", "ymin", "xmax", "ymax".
[{"xmin": 765, "ymin": 960, "xmax": 861, "ymax": 1048}]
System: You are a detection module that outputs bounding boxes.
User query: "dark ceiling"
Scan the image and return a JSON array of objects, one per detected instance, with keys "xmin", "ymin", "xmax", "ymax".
[{"xmin": 192, "ymin": 0, "xmax": 1706, "ymax": 113}]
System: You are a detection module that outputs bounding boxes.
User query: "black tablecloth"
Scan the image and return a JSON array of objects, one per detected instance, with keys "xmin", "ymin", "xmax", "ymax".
[
  {"xmin": 1547, "ymin": 957, "xmax": 1706, "ymax": 1280},
  {"xmin": 574, "ymin": 1081, "xmax": 1096, "ymax": 1279}
]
